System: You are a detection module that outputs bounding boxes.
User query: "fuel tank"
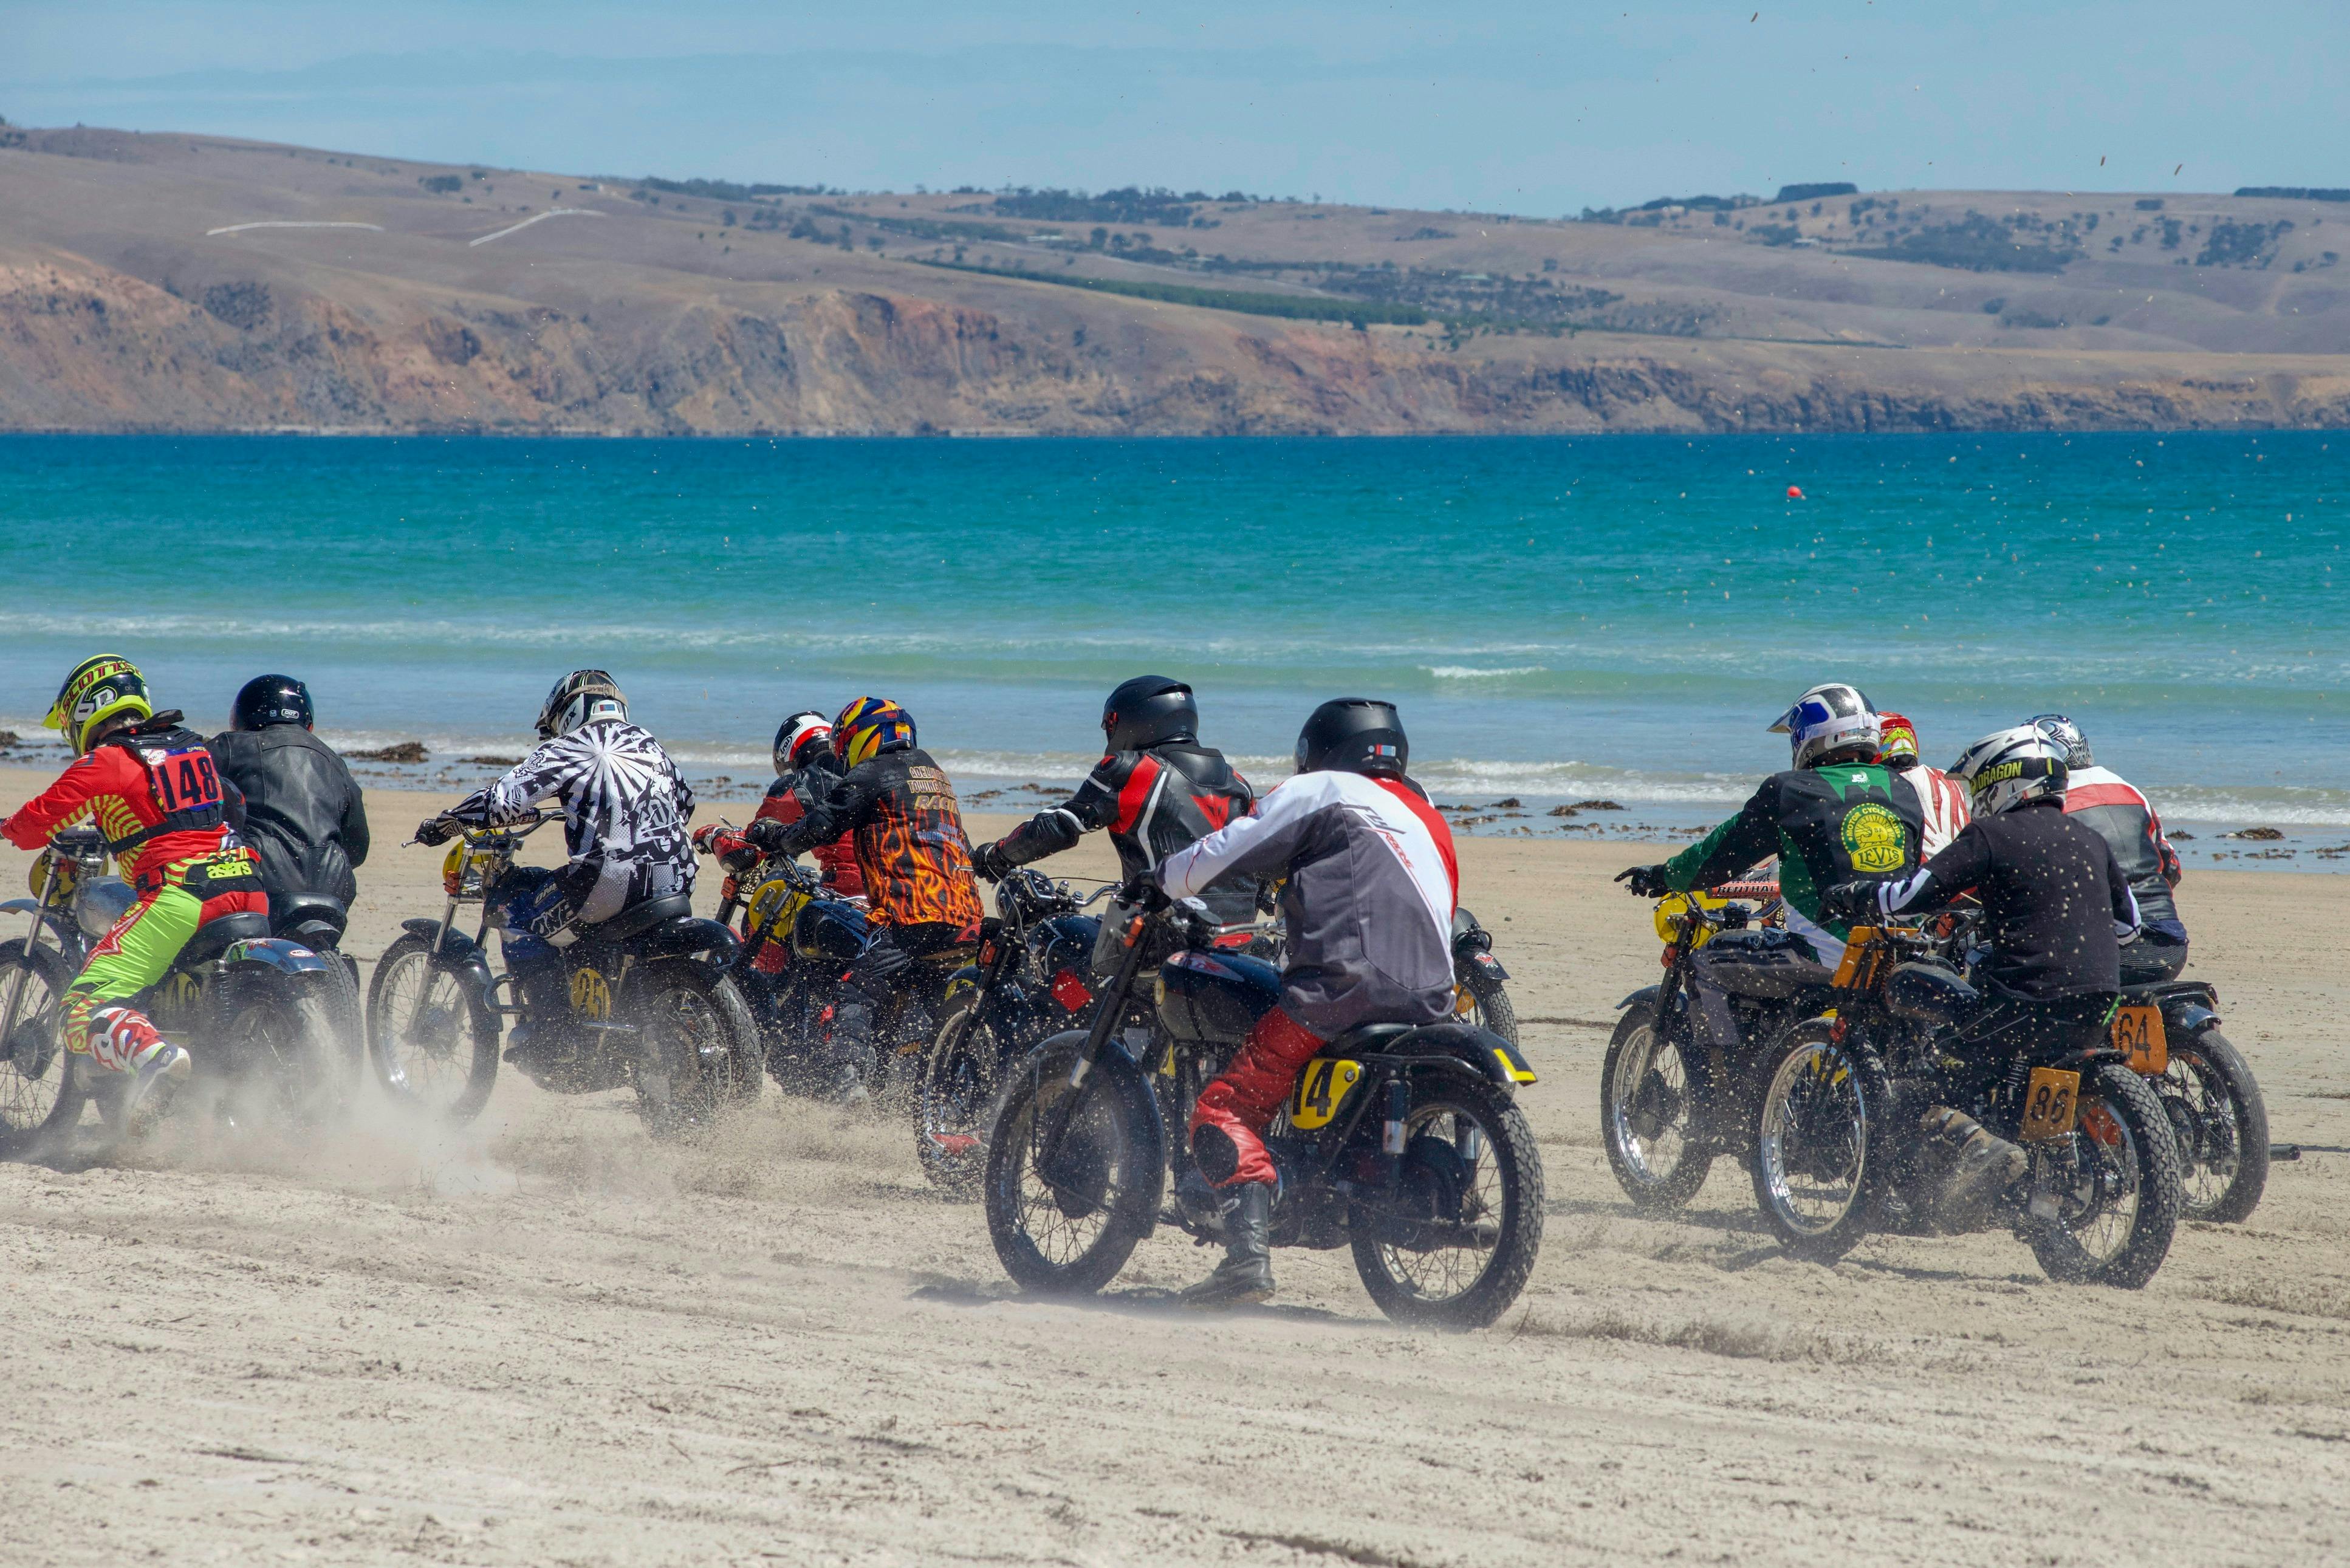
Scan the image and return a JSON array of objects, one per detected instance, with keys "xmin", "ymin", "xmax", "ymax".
[
  {"xmin": 791, "ymin": 897, "xmax": 873, "ymax": 964},
  {"xmin": 1885, "ymin": 960, "xmax": 1979, "ymax": 1026},
  {"xmin": 1156, "ymin": 948, "xmax": 1282, "ymax": 1047}
]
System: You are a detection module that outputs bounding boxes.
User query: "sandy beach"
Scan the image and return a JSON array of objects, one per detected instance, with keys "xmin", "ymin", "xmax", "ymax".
[{"xmin": 2, "ymin": 765, "xmax": 2346, "ymax": 1566}]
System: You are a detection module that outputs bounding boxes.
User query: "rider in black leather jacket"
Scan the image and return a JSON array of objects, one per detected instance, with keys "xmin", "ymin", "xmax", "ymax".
[{"xmin": 208, "ymin": 674, "xmax": 370, "ymax": 917}]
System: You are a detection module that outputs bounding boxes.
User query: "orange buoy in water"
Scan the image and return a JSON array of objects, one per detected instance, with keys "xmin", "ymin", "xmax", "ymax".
[{"xmin": 1786, "ymin": 485, "xmax": 1805, "ymax": 500}]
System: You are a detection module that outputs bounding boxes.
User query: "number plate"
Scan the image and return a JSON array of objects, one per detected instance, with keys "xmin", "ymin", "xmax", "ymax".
[
  {"xmin": 2111, "ymin": 1004, "xmax": 2167, "ymax": 1075},
  {"xmin": 2018, "ymin": 1067, "xmax": 2081, "ymax": 1143},
  {"xmin": 1289, "ymin": 1058, "xmax": 1362, "ymax": 1131}
]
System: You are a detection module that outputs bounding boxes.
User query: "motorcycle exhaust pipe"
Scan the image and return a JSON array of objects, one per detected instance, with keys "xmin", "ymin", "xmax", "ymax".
[{"xmin": 1382, "ymin": 1078, "xmax": 1410, "ymax": 1155}]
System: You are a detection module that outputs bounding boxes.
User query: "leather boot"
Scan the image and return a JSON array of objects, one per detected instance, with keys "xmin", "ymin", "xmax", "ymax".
[
  {"xmin": 1921, "ymin": 1104, "xmax": 2028, "ymax": 1227},
  {"xmin": 1181, "ymin": 1181, "xmax": 1275, "ymax": 1307}
]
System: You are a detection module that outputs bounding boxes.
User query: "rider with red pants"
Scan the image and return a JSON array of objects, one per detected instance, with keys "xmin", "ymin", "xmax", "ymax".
[
  {"xmin": 694, "ymin": 711, "xmax": 866, "ymax": 978},
  {"xmin": 1150, "ymin": 699, "xmax": 1459, "ymax": 1306},
  {"xmin": 2, "ymin": 656, "xmax": 267, "ymax": 1117}
]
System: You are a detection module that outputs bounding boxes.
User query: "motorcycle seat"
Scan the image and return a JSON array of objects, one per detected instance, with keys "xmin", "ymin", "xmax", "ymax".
[
  {"xmin": 1324, "ymin": 1021, "xmax": 1418, "ymax": 1055},
  {"xmin": 595, "ymin": 892, "xmax": 694, "ymax": 943},
  {"xmin": 179, "ymin": 910, "xmax": 272, "ymax": 965},
  {"xmin": 273, "ymin": 892, "xmax": 349, "ymax": 940}
]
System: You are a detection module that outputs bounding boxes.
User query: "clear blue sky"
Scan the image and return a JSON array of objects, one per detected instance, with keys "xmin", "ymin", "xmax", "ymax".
[{"xmin": 4, "ymin": 1, "xmax": 2341, "ymax": 213}]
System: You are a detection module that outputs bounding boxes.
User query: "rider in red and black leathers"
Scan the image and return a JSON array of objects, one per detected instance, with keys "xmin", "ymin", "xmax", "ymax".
[
  {"xmin": 973, "ymin": 678, "xmax": 1258, "ymax": 953},
  {"xmin": 696, "ymin": 711, "xmax": 865, "ymax": 904}
]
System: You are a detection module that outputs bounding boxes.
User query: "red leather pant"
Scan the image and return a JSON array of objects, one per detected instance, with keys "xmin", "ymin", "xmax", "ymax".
[{"xmin": 1188, "ymin": 1004, "xmax": 1324, "ymax": 1188}]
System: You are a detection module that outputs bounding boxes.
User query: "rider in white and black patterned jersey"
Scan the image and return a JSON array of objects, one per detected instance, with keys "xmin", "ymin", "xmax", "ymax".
[{"xmin": 419, "ymin": 671, "xmax": 696, "ymax": 956}]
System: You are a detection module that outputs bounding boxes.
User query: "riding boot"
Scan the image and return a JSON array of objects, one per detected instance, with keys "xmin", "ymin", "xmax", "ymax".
[
  {"xmin": 823, "ymin": 999, "xmax": 879, "ymax": 1107},
  {"xmin": 1920, "ymin": 1104, "xmax": 2029, "ymax": 1228},
  {"xmin": 1181, "ymin": 1181, "xmax": 1275, "ymax": 1307}
]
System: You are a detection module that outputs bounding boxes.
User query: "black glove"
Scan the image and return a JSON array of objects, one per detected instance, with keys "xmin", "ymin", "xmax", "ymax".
[
  {"xmin": 1614, "ymin": 864, "xmax": 1670, "ymax": 898},
  {"xmin": 415, "ymin": 816, "xmax": 454, "ymax": 847},
  {"xmin": 743, "ymin": 817, "xmax": 790, "ymax": 856},
  {"xmin": 1118, "ymin": 872, "xmax": 1169, "ymax": 912},
  {"xmin": 719, "ymin": 844, "xmax": 762, "ymax": 875},
  {"xmin": 970, "ymin": 840, "xmax": 1011, "ymax": 883},
  {"xmin": 1820, "ymin": 880, "xmax": 1880, "ymax": 924}
]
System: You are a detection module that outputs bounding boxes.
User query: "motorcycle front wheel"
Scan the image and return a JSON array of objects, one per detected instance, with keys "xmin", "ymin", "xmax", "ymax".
[
  {"xmin": 2156, "ymin": 1027, "xmax": 2268, "ymax": 1225},
  {"xmin": 2027, "ymin": 1062, "xmax": 2182, "ymax": 1289},
  {"xmin": 915, "ymin": 989, "xmax": 1002, "ymax": 1197},
  {"xmin": 1350, "ymin": 1072, "xmax": 1545, "ymax": 1330},
  {"xmin": 631, "ymin": 962, "xmax": 763, "ymax": 1140},
  {"xmin": 366, "ymin": 933, "xmax": 501, "ymax": 1125},
  {"xmin": 984, "ymin": 1035, "xmax": 1163, "ymax": 1295},
  {"xmin": 0, "ymin": 938, "xmax": 74, "ymax": 1154},
  {"xmin": 1453, "ymin": 961, "xmax": 1519, "ymax": 1047},
  {"xmin": 1601, "ymin": 1002, "xmax": 1711, "ymax": 1208},
  {"xmin": 1750, "ymin": 1022, "xmax": 1891, "ymax": 1265}
]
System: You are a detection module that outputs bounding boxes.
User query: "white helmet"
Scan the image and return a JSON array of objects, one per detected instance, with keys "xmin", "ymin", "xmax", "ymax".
[
  {"xmin": 2030, "ymin": 713, "xmax": 2093, "ymax": 769},
  {"xmin": 1769, "ymin": 683, "xmax": 1881, "ymax": 770},
  {"xmin": 537, "ymin": 669, "xmax": 627, "ymax": 739},
  {"xmin": 772, "ymin": 710, "xmax": 832, "ymax": 775},
  {"xmin": 1951, "ymin": 725, "xmax": 2069, "ymax": 816}
]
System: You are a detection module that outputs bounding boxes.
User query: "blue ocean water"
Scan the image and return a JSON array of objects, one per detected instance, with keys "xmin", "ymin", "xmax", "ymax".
[{"xmin": 0, "ymin": 432, "xmax": 2341, "ymax": 853}]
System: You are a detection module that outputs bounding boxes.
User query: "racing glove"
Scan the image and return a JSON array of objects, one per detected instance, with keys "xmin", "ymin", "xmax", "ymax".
[
  {"xmin": 1820, "ymin": 879, "xmax": 1883, "ymax": 924},
  {"xmin": 970, "ymin": 840, "xmax": 1012, "ymax": 883},
  {"xmin": 1614, "ymin": 864, "xmax": 1670, "ymax": 898},
  {"xmin": 742, "ymin": 816, "xmax": 792, "ymax": 857},
  {"xmin": 414, "ymin": 816, "xmax": 454, "ymax": 847}
]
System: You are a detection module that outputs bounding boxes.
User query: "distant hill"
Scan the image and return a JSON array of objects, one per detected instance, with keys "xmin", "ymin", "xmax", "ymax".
[{"xmin": 1, "ymin": 124, "xmax": 2345, "ymax": 435}]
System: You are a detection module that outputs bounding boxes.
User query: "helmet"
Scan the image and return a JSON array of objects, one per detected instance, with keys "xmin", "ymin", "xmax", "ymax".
[
  {"xmin": 1102, "ymin": 676, "xmax": 1197, "ymax": 753},
  {"xmin": 1294, "ymin": 698, "xmax": 1407, "ymax": 778},
  {"xmin": 46, "ymin": 654, "xmax": 152, "ymax": 755},
  {"xmin": 1876, "ymin": 711, "xmax": 1919, "ymax": 770},
  {"xmin": 232, "ymin": 674, "xmax": 313, "ymax": 731},
  {"xmin": 1951, "ymin": 725, "xmax": 2069, "ymax": 817},
  {"xmin": 773, "ymin": 710, "xmax": 832, "ymax": 775},
  {"xmin": 536, "ymin": 669, "xmax": 626, "ymax": 739},
  {"xmin": 834, "ymin": 696, "xmax": 915, "ymax": 767},
  {"xmin": 2030, "ymin": 713, "xmax": 2094, "ymax": 769},
  {"xmin": 1769, "ymin": 683, "xmax": 1881, "ymax": 770}
]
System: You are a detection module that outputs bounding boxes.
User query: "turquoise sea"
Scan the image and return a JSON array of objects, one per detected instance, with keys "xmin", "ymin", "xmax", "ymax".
[{"xmin": 0, "ymin": 433, "xmax": 2341, "ymax": 863}]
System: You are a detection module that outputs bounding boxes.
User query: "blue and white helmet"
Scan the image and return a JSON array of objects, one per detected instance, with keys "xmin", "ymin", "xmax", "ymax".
[
  {"xmin": 2030, "ymin": 713, "xmax": 2093, "ymax": 769},
  {"xmin": 1769, "ymin": 683, "xmax": 1881, "ymax": 770},
  {"xmin": 1951, "ymin": 725, "xmax": 2068, "ymax": 816}
]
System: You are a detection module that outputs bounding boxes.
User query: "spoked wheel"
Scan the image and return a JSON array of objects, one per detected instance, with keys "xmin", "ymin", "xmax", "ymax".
[
  {"xmin": 2028, "ymin": 1063, "xmax": 2182, "ymax": 1289},
  {"xmin": 1351, "ymin": 1074, "xmax": 1544, "ymax": 1329},
  {"xmin": 2155, "ymin": 1029, "xmax": 2268, "ymax": 1225},
  {"xmin": 984, "ymin": 1035, "xmax": 1163, "ymax": 1295},
  {"xmin": 0, "ymin": 939, "xmax": 73, "ymax": 1155},
  {"xmin": 1751, "ymin": 1024, "xmax": 1889, "ymax": 1264},
  {"xmin": 916, "ymin": 990, "xmax": 1003, "ymax": 1196},
  {"xmin": 365, "ymin": 933, "xmax": 500, "ymax": 1124},
  {"xmin": 631, "ymin": 964, "xmax": 762, "ymax": 1140},
  {"xmin": 1602, "ymin": 1003, "xmax": 1711, "ymax": 1208},
  {"xmin": 221, "ymin": 973, "xmax": 348, "ymax": 1126},
  {"xmin": 1453, "ymin": 963, "xmax": 1519, "ymax": 1047}
]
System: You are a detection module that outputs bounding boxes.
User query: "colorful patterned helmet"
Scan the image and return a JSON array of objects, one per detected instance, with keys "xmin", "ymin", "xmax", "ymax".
[
  {"xmin": 1951, "ymin": 725, "xmax": 2069, "ymax": 817},
  {"xmin": 1769, "ymin": 683, "xmax": 1880, "ymax": 770},
  {"xmin": 2030, "ymin": 713, "xmax": 2094, "ymax": 769},
  {"xmin": 1876, "ymin": 711, "xmax": 1920, "ymax": 770},
  {"xmin": 47, "ymin": 654, "xmax": 153, "ymax": 755},
  {"xmin": 537, "ymin": 669, "xmax": 626, "ymax": 739},
  {"xmin": 833, "ymin": 697, "xmax": 915, "ymax": 767},
  {"xmin": 773, "ymin": 710, "xmax": 832, "ymax": 775}
]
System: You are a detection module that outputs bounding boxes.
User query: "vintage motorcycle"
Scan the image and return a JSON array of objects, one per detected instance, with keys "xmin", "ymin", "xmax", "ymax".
[
  {"xmin": 1601, "ymin": 880, "xmax": 1810, "ymax": 1208},
  {"xmin": 982, "ymin": 891, "xmax": 1544, "ymax": 1328},
  {"xmin": 363, "ymin": 812, "xmax": 759, "ymax": 1135},
  {"xmin": 913, "ymin": 868, "xmax": 1109, "ymax": 1192},
  {"xmin": 1749, "ymin": 922, "xmax": 2183, "ymax": 1287},
  {"xmin": 0, "ymin": 826, "xmax": 345, "ymax": 1156},
  {"xmin": 2112, "ymin": 961, "xmax": 2267, "ymax": 1225}
]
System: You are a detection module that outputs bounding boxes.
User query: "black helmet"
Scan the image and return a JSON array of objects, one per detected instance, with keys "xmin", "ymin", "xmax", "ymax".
[
  {"xmin": 1295, "ymin": 699, "xmax": 1407, "ymax": 778},
  {"xmin": 1102, "ymin": 676, "xmax": 1197, "ymax": 752},
  {"xmin": 232, "ymin": 674, "xmax": 313, "ymax": 731}
]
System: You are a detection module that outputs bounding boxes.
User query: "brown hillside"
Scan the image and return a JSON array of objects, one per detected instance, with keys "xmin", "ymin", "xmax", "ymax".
[{"xmin": 2, "ymin": 125, "xmax": 2345, "ymax": 434}]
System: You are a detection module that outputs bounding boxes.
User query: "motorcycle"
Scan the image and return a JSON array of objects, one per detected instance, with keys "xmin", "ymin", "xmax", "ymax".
[
  {"xmin": 913, "ymin": 868, "xmax": 1110, "ymax": 1193},
  {"xmin": 0, "ymin": 827, "xmax": 346, "ymax": 1157},
  {"xmin": 2113, "ymin": 971, "xmax": 2266, "ymax": 1224},
  {"xmin": 1601, "ymin": 880, "xmax": 1814, "ymax": 1208},
  {"xmin": 1748, "ymin": 921, "xmax": 2183, "ymax": 1287},
  {"xmin": 269, "ymin": 889, "xmax": 366, "ymax": 1076},
  {"xmin": 982, "ymin": 891, "xmax": 1545, "ymax": 1328},
  {"xmin": 363, "ymin": 812, "xmax": 759, "ymax": 1135}
]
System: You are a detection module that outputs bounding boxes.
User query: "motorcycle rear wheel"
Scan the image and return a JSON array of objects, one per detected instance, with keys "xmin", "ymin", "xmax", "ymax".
[
  {"xmin": 1750, "ymin": 1022, "xmax": 1891, "ymax": 1264},
  {"xmin": 0, "ymin": 939, "xmax": 73, "ymax": 1153},
  {"xmin": 221, "ymin": 971, "xmax": 350, "ymax": 1125},
  {"xmin": 984, "ymin": 1036, "xmax": 1162, "ymax": 1295},
  {"xmin": 2157, "ymin": 1027, "xmax": 2267, "ymax": 1225},
  {"xmin": 1602, "ymin": 1002, "xmax": 1711, "ymax": 1208},
  {"xmin": 366, "ymin": 933, "xmax": 501, "ymax": 1125},
  {"xmin": 1350, "ymin": 1073, "xmax": 1544, "ymax": 1329},
  {"xmin": 632, "ymin": 963, "xmax": 762, "ymax": 1140},
  {"xmin": 2027, "ymin": 1062, "xmax": 2182, "ymax": 1289}
]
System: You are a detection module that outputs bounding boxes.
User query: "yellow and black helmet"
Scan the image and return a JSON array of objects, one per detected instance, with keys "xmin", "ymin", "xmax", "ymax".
[
  {"xmin": 832, "ymin": 696, "xmax": 915, "ymax": 767},
  {"xmin": 46, "ymin": 654, "xmax": 152, "ymax": 754}
]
